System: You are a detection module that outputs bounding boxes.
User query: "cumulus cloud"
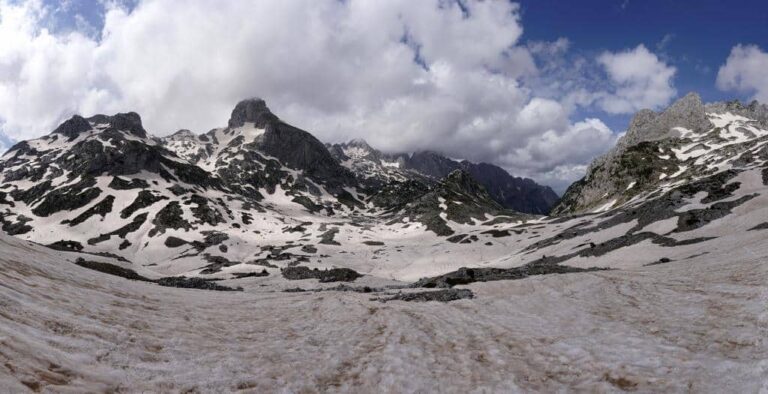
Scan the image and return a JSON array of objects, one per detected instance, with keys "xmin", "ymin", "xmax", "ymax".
[
  {"xmin": 497, "ymin": 118, "xmax": 618, "ymax": 192},
  {"xmin": 0, "ymin": 0, "xmax": 633, "ymax": 189},
  {"xmin": 595, "ymin": 44, "xmax": 677, "ymax": 114},
  {"xmin": 717, "ymin": 44, "xmax": 768, "ymax": 102}
]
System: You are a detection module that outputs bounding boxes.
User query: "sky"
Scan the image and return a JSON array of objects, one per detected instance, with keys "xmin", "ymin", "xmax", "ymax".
[{"xmin": 0, "ymin": 0, "xmax": 766, "ymax": 193}]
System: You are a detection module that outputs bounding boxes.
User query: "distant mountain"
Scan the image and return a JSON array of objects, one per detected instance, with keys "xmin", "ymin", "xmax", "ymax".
[
  {"xmin": 4, "ymin": 93, "xmax": 767, "ymax": 287},
  {"xmin": 327, "ymin": 142, "xmax": 559, "ymax": 214},
  {"xmin": 0, "ymin": 98, "xmax": 528, "ymax": 277}
]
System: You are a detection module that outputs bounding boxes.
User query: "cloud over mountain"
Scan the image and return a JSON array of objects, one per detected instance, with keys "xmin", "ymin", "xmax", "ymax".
[
  {"xmin": 0, "ymin": 0, "xmax": 680, "ymax": 190},
  {"xmin": 717, "ymin": 44, "xmax": 768, "ymax": 102}
]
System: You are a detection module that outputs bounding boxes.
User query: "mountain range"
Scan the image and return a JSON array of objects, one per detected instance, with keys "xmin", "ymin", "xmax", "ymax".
[{"xmin": 1, "ymin": 93, "xmax": 767, "ymax": 391}]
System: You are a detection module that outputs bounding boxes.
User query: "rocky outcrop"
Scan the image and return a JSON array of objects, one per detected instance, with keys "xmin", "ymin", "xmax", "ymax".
[
  {"xmin": 459, "ymin": 162, "xmax": 559, "ymax": 215},
  {"xmin": 52, "ymin": 115, "xmax": 92, "ymax": 140},
  {"xmin": 552, "ymin": 93, "xmax": 713, "ymax": 215},
  {"xmin": 329, "ymin": 140, "xmax": 559, "ymax": 214},
  {"xmin": 227, "ymin": 98, "xmax": 279, "ymax": 128},
  {"xmin": 398, "ymin": 169, "xmax": 526, "ymax": 236}
]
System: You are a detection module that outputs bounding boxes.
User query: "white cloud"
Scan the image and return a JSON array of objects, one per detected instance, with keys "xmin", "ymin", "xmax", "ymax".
[
  {"xmin": 595, "ymin": 44, "xmax": 676, "ymax": 114},
  {"xmin": 497, "ymin": 118, "xmax": 619, "ymax": 192},
  {"xmin": 716, "ymin": 44, "xmax": 768, "ymax": 102},
  {"xmin": 0, "ymin": 0, "xmax": 624, "ymax": 189}
]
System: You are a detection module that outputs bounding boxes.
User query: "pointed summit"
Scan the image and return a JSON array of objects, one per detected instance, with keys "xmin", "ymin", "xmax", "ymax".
[
  {"xmin": 228, "ymin": 98, "xmax": 279, "ymax": 128},
  {"xmin": 622, "ymin": 92, "xmax": 709, "ymax": 146},
  {"xmin": 53, "ymin": 115, "xmax": 92, "ymax": 139}
]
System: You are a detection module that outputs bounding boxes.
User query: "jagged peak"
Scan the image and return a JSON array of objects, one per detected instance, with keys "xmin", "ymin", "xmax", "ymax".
[
  {"xmin": 52, "ymin": 115, "xmax": 91, "ymax": 139},
  {"xmin": 345, "ymin": 138, "xmax": 372, "ymax": 149},
  {"xmin": 671, "ymin": 92, "xmax": 703, "ymax": 109},
  {"xmin": 52, "ymin": 112, "xmax": 146, "ymax": 139},
  {"xmin": 228, "ymin": 97, "xmax": 279, "ymax": 129},
  {"xmin": 170, "ymin": 129, "xmax": 195, "ymax": 137},
  {"xmin": 621, "ymin": 91, "xmax": 709, "ymax": 146},
  {"xmin": 706, "ymin": 97, "xmax": 768, "ymax": 126},
  {"xmin": 441, "ymin": 169, "xmax": 485, "ymax": 194}
]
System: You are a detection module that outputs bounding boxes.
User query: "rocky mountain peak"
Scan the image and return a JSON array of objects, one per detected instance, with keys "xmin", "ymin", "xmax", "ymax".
[
  {"xmin": 706, "ymin": 98, "xmax": 768, "ymax": 127},
  {"xmin": 52, "ymin": 112, "xmax": 147, "ymax": 139},
  {"xmin": 441, "ymin": 169, "xmax": 487, "ymax": 196},
  {"xmin": 169, "ymin": 129, "xmax": 195, "ymax": 139},
  {"xmin": 53, "ymin": 115, "xmax": 92, "ymax": 139},
  {"xmin": 621, "ymin": 92, "xmax": 710, "ymax": 147},
  {"xmin": 228, "ymin": 98, "xmax": 279, "ymax": 128},
  {"xmin": 89, "ymin": 112, "xmax": 147, "ymax": 138},
  {"xmin": 346, "ymin": 138, "xmax": 372, "ymax": 149}
]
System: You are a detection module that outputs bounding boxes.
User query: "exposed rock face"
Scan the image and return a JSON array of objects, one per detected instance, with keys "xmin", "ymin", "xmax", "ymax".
[
  {"xmin": 221, "ymin": 98, "xmax": 359, "ymax": 195},
  {"xmin": 706, "ymin": 99, "xmax": 768, "ymax": 127},
  {"xmin": 397, "ymin": 169, "xmax": 527, "ymax": 236},
  {"xmin": 328, "ymin": 140, "xmax": 558, "ymax": 214},
  {"xmin": 404, "ymin": 151, "xmax": 461, "ymax": 179},
  {"xmin": 88, "ymin": 112, "xmax": 147, "ymax": 138},
  {"xmin": 553, "ymin": 93, "xmax": 709, "ymax": 215},
  {"xmin": 227, "ymin": 98, "xmax": 279, "ymax": 128},
  {"xmin": 460, "ymin": 162, "xmax": 559, "ymax": 214},
  {"xmin": 257, "ymin": 121, "xmax": 357, "ymax": 193},
  {"xmin": 619, "ymin": 92, "xmax": 711, "ymax": 147},
  {"xmin": 53, "ymin": 115, "xmax": 92, "ymax": 140},
  {"xmin": 552, "ymin": 93, "xmax": 768, "ymax": 215}
]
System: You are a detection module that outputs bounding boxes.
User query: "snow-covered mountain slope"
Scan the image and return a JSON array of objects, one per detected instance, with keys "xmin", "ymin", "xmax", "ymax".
[
  {"xmin": 2, "ymin": 95, "xmax": 768, "ymax": 284},
  {"xmin": 2, "ymin": 95, "xmax": 768, "ymax": 391},
  {"xmin": 0, "ymin": 99, "xmax": 530, "ymax": 280},
  {"xmin": 553, "ymin": 93, "xmax": 768, "ymax": 215},
  {"xmin": 1, "ymin": 218, "xmax": 766, "ymax": 392}
]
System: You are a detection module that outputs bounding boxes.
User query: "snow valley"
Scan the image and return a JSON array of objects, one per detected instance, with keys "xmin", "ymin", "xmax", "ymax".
[{"xmin": 0, "ymin": 94, "xmax": 767, "ymax": 392}]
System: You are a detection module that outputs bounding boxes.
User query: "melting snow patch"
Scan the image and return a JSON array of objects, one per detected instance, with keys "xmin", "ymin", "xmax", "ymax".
[{"xmin": 592, "ymin": 199, "xmax": 617, "ymax": 213}]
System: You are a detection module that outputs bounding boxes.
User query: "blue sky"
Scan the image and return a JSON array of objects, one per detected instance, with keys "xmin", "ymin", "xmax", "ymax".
[
  {"xmin": 2, "ymin": 0, "xmax": 767, "ymax": 191},
  {"xmin": 517, "ymin": 0, "xmax": 768, "ymax": 130}
]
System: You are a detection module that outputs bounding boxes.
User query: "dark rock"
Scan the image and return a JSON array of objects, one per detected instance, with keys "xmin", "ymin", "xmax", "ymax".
[
  {"xmin": 481, "ymin": 229, "xmax": 512, "ymax": 237},
  {"xmin": 65, "ymin": 195, "xmax": 115, "ymax": 226},
  {"xmin": 227, "ymin": 98, "xmax": 279, "ymax": 128},
  {"xmin": 318, "ymin": 228, "xmax": 341, "ymax": 245},
  {"xmin": 413, "ymin": 263, "xmax": 606, "ymax": 289},
  {"xmin": 151, "ymin": 201, "xmax": 191, "ymax": 234},
  {"xmin": 108, "ymin": 177, "xmax": 149, "ymax": 190},
  {"xmin": 447, "ymin": 234, "xmax": 467, "ymax": 243},
  {"xmin": 121, "ymin": 190, "xmax": 168, "ymax": 218},
  {"xmin": 164, "ymin": 236, "xmax": 187, "ymax": 248},
  {"xmin": 644, "ymin": 257, "xmax": 672, "ymax": 266},
  {"xmin": 0, "ymin": 214, "xmax": 33, "ymax": 235},
  {"xmin": 232, "ymin": 270, "xmax": 269, "ymax": 279},
  {"xmin": 53, "ymin": 115, "xmax": 92, "ymax": 140},
  {"xmin": 32, "ymin": 177, "xmax": 101, "ymax": 217},
  {"xmin": 301, "ymin": 245, "xmax": 318, "ymax": 253},
  {"xmin": 88, "ymin": 212, "xmax": 148, "ymax": 245},
  {"xmin": 156, "ymin": 277, "xmax": 242, "ymax": 291},
  {"xmin": 74, "ymin": 258, "xmax": 151, "ymax": 282},
  {"xmin": 748, "ymin": 222, "xmax": 768, "ymax": 231},
  {"xmin": 87, "ymin": 112, "xmax": 147, "ymax": 138},
  {"xmin": 187, "ymin": 194, "xmax": 225, "ymax": 226},
  {"xmin": 47, "ymin": 240, "xmax": 84, "ymax": 252},
  {"xmin": 375, "ymin": 289, "xmax": 474, "ymax": 303},
  {"xmin": 199, "ymin": 254, "xmax": 240, "ymax": 275},
  {"xmin": 281, "ymin": 266, "xmax": 362, "ymax": 282}
]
